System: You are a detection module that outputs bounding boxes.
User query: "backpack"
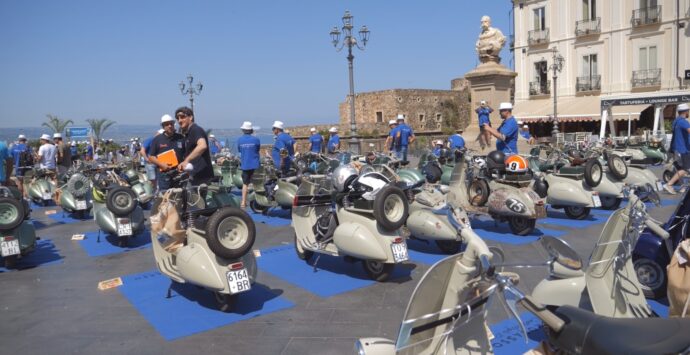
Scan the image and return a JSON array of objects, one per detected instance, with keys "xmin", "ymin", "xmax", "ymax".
[{"xmin": 19, "ymin": 149, "xmax": 33, "ymax": 168}]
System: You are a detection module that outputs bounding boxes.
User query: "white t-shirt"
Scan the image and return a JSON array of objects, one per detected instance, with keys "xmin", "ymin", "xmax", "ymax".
[{"xmin": 38, "ymin": 143, "xmax": 57, "ymax": 169}]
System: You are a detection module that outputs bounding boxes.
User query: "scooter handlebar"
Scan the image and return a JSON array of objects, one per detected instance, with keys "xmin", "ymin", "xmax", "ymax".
[
  {"xmin": 519, "ymin": 295, "xmax": 565, "ymax": 333},
  {"xmin": 645, "ymin": 218, "xmax": 669, "ymax": 240}
]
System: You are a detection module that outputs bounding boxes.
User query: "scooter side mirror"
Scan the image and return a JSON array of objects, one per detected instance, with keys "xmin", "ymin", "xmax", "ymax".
[{"xmin": 539, "ymin": 236, "xmax": 583, "ymax": 270}]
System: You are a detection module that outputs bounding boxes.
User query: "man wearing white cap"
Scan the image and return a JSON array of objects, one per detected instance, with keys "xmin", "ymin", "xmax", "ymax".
[
  {"xmin": 519, "ymin": 124, "xmax": 535, "ymax": 145},
  {"xmin": 11, "ymin": 134, "xmax": 33, "ymax": 193},
  {"xmin": 53, "ymin": 132, "xmax": 71, "ymax": 175},
  {"xmin": 483, "ymin": 102, "xmax": 519, "ymax": 155},
  {"xmin": 385, "ymin": 119, "xmax": 398, "ymax": 153},
  {"xmin": 237, "ymin": 121, "xmax": 260, "ymax": 208},
  {"xmin": 208, "ymin": 134, "xmax": 221, "ymax": 156},
  {"xmin": 664, "ymin": 103, "xmax": 690, "ymax": 194},
  {"xmin": 308, "ymin": 127, "xmax": 323, "ymax": 153},
  {"xmin": 271, "ymin": 120, "xmax": 296, "ymax": 174},
  {"xmin": 476, "ymin": 100, "xmax": 494, "ymax": 149},
  {"xmin": 37, "ymin": 134, "xmax": 57, "ymax": 173},
  {"xmin": 393, "ymin": 114, "xmax": 415, "ymax": 162},
  {"xmin": 327, "ymin": 127, "xmax": 340, "ymax": 154},
  {"xmin": 432, "ymin": 140, "xmax": 445, "ymax": 157},
  {"xmin": 148, "ymin": 114, "xmax": 185, "ymax": 191}
]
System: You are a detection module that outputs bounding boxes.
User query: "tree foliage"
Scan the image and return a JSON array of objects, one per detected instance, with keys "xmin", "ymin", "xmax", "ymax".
[
  {"xmin": 86, "ymin": 118, "xmax": 116, "ymax": 142},
  {"xmin": 42, "ymin": 114, "xmax": 74, "ymax": 134}
]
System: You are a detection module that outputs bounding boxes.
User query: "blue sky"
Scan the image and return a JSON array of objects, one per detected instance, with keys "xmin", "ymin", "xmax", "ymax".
[{"xmin": 0, "ymin": 0, "xmax": 513, "ymax": 129}]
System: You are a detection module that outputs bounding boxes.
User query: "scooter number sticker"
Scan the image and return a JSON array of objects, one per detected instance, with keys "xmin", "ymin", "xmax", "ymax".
[
  {"xmin": 391, "ymin": 243, "xmax": 409, "ymax": 263},
  {"xmin": 656, "ymin": 181, "xmax": 663, "ymax": 191},
  {"xmin": 76, "ymin": 200, "xmax": 87, "ymax": 210},
  {"xmin": 116, "ymin": 218, "xmax": 133, "ymax": 237},
  {"xmin": 226, "ymin": 269, "xmax": 251, "ymax": 294},
  {"xmin": 592, "ymin": 195, "xmax": 602, "ymax": 208},
  {"xmin": 1, "ymin": 239, "xmax": 20, "ymax": 257}
]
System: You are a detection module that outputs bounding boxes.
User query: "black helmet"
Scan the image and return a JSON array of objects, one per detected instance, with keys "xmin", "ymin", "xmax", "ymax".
[{"xmin": 486, "ymin": 150, "xmax": 506, "ymax": 171}]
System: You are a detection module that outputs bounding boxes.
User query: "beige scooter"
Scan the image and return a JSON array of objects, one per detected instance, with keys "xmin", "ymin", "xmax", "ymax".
[
  {"xmin": 531, "ymin": 188, "xmax": 669, "ymax": 318},
  {"xmin": 292, "ymin": 166, "xmax": 410, "ymax": 281},
  {"xmin": 150, "ymin": 167, "xmax": 257, "ymax": 312}
]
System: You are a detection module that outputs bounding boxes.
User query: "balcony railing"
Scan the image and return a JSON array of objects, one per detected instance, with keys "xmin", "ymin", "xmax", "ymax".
[
  {"xmin": 575, "ymin": 17, "xmax": 601, "ymax": 36},
  {"xmin": 632, "ymin": 69, "xmax": 661, "ymax": 87},
  {"xmin": 576, "ymin": 75, "xmax": 601, "ymax": 92},
  {"xmin": 632, "ymin": 6, "xmax": 661, "ymax": 27},
  {"xmin": 528, "ymin": 28, "xmax": 549, "ymax": 45},
  {"xmin": 529, "ymin": 80, "xmax": 551, "ymax": 96}
]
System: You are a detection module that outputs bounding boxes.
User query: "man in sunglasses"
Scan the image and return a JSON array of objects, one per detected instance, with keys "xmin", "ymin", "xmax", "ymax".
[
  {"xmin": 175, "ymin": 107, "xmax": 214, "ymax": 185},
  {"xmin": 148, "ymin": 114, "xmax": 185, "ymax": 191}
]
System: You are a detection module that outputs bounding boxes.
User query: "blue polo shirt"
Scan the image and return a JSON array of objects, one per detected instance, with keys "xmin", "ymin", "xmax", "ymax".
[
  {"xmin": 396, "ymin": 123, "xmax": 414, "ymax": 147},
  {"xmin": 477, "ymin": 107, "xmax": 493, "ymax": 127},
  {"xmin": 388, "ymin": 126, "xmax": 400, "ymax": 151},
  {"xmin": 272, "ymin": 132, "xmax": 295, "ymax": 169},
  {"xmin": 496, "ymin": 116, "xmax": 519, "ymax": 155},
  {"xmin": 432, "ymin": 147, "xmax": 442, "ymax": 157},
  {"xmin": 0, "ymin": 142, "xmax": 8, "ymax": 183},
  {"xmin": 672, "ymin": 116, "xmax": 690, "ymax": 154},
  {"xmin": 237, "ymin": 134, "xmax": 260, "ymax": 170},
  {"xmin": 309, "ymin": 133, "xmax": 323, "ymax": 153},
  {"xmin": 86, "ymin": 144, "xmax": 93, "ymax": 159},
  {"xmin": 209, "ymin": 139, "xmax": 220, "ymax": 155},
  {"xmin": 11, "ymin": 143, "xmax": 31, "ymax": 171},
  {"xmin": 142, "ymin": 136, "xmax": 154, "ymax": 157},
  {"xmin": 520, "ymin": 130, "xmax": 531, "ymax": 140},
  {"xmin": 448, "ymin": 134, "xmax": 465, "ymax": 150},
  {"xmin": 70, "ymin": 146, "xmax": 78, "ymax": 156},
  {"xmin": 327, "ymin": 134, "xmax": 340, "ymax": 153}
]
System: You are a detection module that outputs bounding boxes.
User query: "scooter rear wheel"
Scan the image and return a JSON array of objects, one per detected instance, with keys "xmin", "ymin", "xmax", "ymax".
[
  {"xmin": 362, "ymin": 260, "xmax": 394, "ymax": 282},
  {"xmin": 564, "ymin": 206, "xmax": 590, "ymax": 220},
  {"xmin": 3, "ymin": 254, "xmax": 18, "ymax": 269},
  {"xmin": 663, "ymin": 169, "xmax": 676, "ymax": 184},
  {"xmin": 508, "ymin": 217, "xmax": 535, "ymax": 236},
  {"xmin": 249, "ymin": 200, "xmax": 269, "ymax": 214},
  {"xmin": 600, "ymin": 196, "xmax": 622, "ymax": 210},
  {"xmin": 214, "ymin": 292, "xmax": 237, "ymax": 312}
]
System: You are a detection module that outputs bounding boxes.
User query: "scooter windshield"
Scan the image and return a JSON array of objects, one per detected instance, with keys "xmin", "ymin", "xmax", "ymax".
[{"xmin": 394, "ymin": 254, "xmax": 494, "ymax": 354}]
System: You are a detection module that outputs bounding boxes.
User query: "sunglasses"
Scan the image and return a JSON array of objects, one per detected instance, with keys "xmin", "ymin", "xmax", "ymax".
[
  {"xmin": 162, "ymin": 121, "xmax": 175, "ymax": 127},
  {"xmin": 176, "ymin": 114, "xmax": 188, "ymax": 120}
]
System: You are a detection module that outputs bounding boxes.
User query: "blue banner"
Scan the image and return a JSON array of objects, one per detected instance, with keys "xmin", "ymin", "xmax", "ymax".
[{"xmin": 67, "ymin": 127, "xmax": 90, "ymax": 137}]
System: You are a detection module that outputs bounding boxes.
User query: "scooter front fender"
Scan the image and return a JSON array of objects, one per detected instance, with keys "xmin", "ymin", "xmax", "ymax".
[
  {"xmin": 545, "ymin": 176, "xmax": 593, "ymax": 207},
  {"xmin": 624, "ymin": 167, "xmax": 658, "ymax": 188},
  {"xmin": 406, "ymin": 209, "xmax": 457, "ymax": 241},
  {"xmin": 28, "ymin": 180, "xmax": 53, "ymax": 200},
  {"xmin": 0, "ymin": 221, "xmax": 37, "ymax": 252},
  {"xmin": 275, "ymin": 181, "xmax": 297, "ymax": 208},
  {"xmin": 333, "ymin": 222, "xmax": 388, "ymax": 261},
  {"xmin": 593, "ymin": 174, "xmax": 625, "ymax": 197},
  {"xmin": 486, "ymin": 188, "xmax": 537, "ymax": 218},
  {"xmin": 531, "ymin": 275, "xmax": 586, "ymax": 308},
  {"xmin": 356, "ymin": 338, "xmax": 395, "ymax": 355},
  {"xmin": 176, "ymin": 243, "xmax": 226, "ymax": 291}
]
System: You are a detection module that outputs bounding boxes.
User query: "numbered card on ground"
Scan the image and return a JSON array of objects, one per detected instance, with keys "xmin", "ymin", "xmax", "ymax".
[
  {"xmin": 97, "ymin": 277, "xmax": 123, "ymax": 290},
  {"xmin": 71, "ymin": 234, "xmax": 85, "ymax": 241}
]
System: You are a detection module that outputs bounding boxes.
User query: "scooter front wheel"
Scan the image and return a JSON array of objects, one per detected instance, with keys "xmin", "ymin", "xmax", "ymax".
[
  {"xmin": 634, "ymin": 257, "xmax": 667, "ymax": 299},
  {"xmin": 362, "ymin": 260, "xmax": 394, "ymax": 282},
  {"xmin": 563, "ymin": 206, "xmax": 590, "ymax": 220},
  {"xmin": 3, "ymin": 254, "xmax": 18, "ymax": 269},
  {"xmin": 508, "ymin": 217, "xmax": 536, "ymax": 236}
]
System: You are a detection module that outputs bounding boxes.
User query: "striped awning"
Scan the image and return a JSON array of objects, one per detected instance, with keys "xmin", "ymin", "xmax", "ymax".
[{"xmin": 514, "ymin": 96, "xmax": 650, "ymax": 123}]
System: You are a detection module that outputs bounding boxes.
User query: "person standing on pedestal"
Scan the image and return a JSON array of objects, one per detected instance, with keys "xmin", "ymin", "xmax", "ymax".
[
  {"xmin": 476, "ymin": 101, "xmax": 493, "ymax": 150},
  {"xmin": 483, "ymin": 102, "xmax": 518, "ymax": 155}
]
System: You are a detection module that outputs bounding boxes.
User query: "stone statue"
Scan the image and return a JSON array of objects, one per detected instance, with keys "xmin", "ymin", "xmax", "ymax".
[{"xmin": 475, "ymin": 15, "xmax": 506, "ymax": 64}]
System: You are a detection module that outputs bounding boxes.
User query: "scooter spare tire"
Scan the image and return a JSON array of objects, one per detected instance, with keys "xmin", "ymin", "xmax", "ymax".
[
  {"xmin": 0, "ymin": 197, "xmax": 24, "ymax": 231},
  {"xmin": 373, "ymin": 185, "xmax": 409, "ymax": 232},
  {"xmin": 105, "ymin": 186, "xmax": 137, "ymax": 217},
  {"xmin": 607, "ymin": 154, "xmax": 628, "ymax": 180},
  {"xmin": 469, "ymin": 179, "xmax": 490, "ymax": 207},
  {"xmin": 205, "ymin": 207, "xmax": 256, "ymax": 260},
  {"xmin": 583, "ymin": 159, "xmax": 603, "ymax": 187},
  {"xmin": 66, "ymin": 173, "xmax": 90, "ymax": 198}
]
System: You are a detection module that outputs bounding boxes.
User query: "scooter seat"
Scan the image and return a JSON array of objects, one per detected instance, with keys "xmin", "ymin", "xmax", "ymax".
[
  {"xmin": 556, "ymin": 166, "xmax": 584, "ymax": 176},
  {"xmin": 551, "ymin": 305, "xmax": 690, "ymax": 355}
]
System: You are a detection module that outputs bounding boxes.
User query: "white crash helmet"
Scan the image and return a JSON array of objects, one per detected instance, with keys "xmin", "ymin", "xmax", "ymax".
[
  {"xmin": 473, "ymin": 156, "xmax": 487, "ymax": 169},
  {"xmin": 332, "ymin": 164, "xmax": 359, "ymax": 192},
  {"xmin": 357, "ymin": 172, "xmax": 390, "ymax": 201}
]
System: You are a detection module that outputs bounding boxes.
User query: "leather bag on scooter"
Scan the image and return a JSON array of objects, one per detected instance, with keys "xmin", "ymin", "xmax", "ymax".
[
  {"xmin": 150, "ymin": 191, "xmax": 186, "ymax": 252},
  {"xmin": 668, "ymin": 239, "xmax": 690, "ymax": 318}
]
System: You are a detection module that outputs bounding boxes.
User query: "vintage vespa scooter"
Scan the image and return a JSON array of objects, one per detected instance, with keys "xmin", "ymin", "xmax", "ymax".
[
  {"xmin": 248, "ymin": 156, "xmax": 298, "ymax": 214},
  {"xmin": 150, "ymin": 168, "xmax": 257, "ymax": 312},
  {"xmin": 531, "ymin": 187, "xmax": 669, "ymax": 318},
  {"xmin": 26, "ymin": 168, "xmax": 56, "ymax": 206},
  {"xmin": 0, "ymin": 186, "xmax": 36, "ymax": 268},
  {"xmin": 356, "ymin": 201, "xmax": 690, "ymax": 355},
  {"xmin": 58, "ymin": 172, "xmax": 93, "ymax": 218},
  {"xmin": 91, "ymin": 170, "xmax": 146, "ymax": 246},
  {"xmin": 292, "ymin": 164, "xmax": 411, "ymax": 281}
]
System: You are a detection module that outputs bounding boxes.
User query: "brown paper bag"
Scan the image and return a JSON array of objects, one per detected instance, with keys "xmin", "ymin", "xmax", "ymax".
[
  {"xmin": 150, "ymin": 191, "xmax": 187, "ymax": 252},
  {"xmin": 668, "ymin": 239, "xmax": 690, "ymax": 317},
  {"xmin": 53, "ymin": 188, "xmax": 63, "ymax": 206}
]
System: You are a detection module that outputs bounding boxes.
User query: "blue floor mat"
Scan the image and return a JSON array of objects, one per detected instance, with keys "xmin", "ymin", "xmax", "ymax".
[
  {"xmin": 48, "ymin": 212, "xmax": 91, "ymax": 224},
  {"xmin": 649, "ymin": 298, "xmax": 669, "ymax": 318},
  {"xmin": 248, "ymin": 209, "xmax": 292, "ymax": 227},
  {"xmin": 490, "ymin": 312, "xmax": 546, "ymax": 354},
  {"xmin": 257, "ymin": 245, "xmax": 412, "ymax": 298},
  {"xmin": 118, "ymin": 270, "xmax": 294, "ymax": 341},
  {"xmin": 31, "ymin": 219, "xmax": 56, "ymax": 230},
  {"xmin": 471, "ymin": 218, "xmax": 564, "ymax": 245},
  {"xmin": 0, "ymin": 239, "xmax": 63, "ymax": 272},
  {"xmin": 539, "ymin": 210, "xmax": 608, "ymax": 228},
  {"xmin": 406, "ymin": 238, "xmax": 461, "ymax": 265},
  {"xmin": 77, "ymin": 230, "xmax": 152, "ymax": 257},
  {"xmin": 30, "ymin": 200, "xmax": 56, "ymax": 209}
]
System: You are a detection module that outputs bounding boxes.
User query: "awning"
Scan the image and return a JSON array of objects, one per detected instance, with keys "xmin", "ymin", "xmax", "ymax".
[{"xmin": 514, "ymin": 96, "xmax": 648, "ymax": 123}]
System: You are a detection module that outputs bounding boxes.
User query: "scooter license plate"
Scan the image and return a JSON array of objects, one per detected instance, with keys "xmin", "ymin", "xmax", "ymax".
[
  {"xmin": 42, "ymin": 193, "xmax": 52, "ymax": 200},
  {"xmin": 391, "ymin": 243, "xmax": 409, "ymax": 263},
  {"xmin": 592, "ymin": 195, "xmax": 602, "ymax": 208},
  {"xmin": 76, "ymin": 200, "xmax": 87, "ymax": 210},
  {"xmin": 1, "ymin": 239, "xmax": 20, "ymax": 257},
  {"xmin": 656, "ymin": 181, "xmax": 663, "ymax": 191},
  {"xmin": 116, "ymin": 218, "xmax": 133, "ymax": 237},
  {"xmin": 226, "ymin": 268, "xmax": 252, "ymax": 295}
]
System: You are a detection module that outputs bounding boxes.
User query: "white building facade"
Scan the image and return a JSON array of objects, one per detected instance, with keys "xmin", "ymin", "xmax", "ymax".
[{"xmin": 511, "ymin": 0, "xmax": 690, "ymax": 137}]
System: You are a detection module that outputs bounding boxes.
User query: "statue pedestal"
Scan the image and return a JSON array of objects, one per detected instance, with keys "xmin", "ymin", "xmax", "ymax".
[{"xmin": 460, "ymin": 62, "xmax": 517, "ymax": 150}]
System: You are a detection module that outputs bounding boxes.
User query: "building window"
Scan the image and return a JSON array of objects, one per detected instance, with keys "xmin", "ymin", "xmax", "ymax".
[
  {"xmin": 436, "ymin": 114, "xmax": 442, "ymax": 122},
  {"xmin": 530, "ymin": 61, "xmax": 550, "ymax": 96},
  {"xmin": 633, "ymin": 45, "xmax": 661, "ymax": 87},
  {"xmin": 582, "ymin": 0, "xmax": 596, "ymax": 20},
  {"xmin": 577, "ymin": 54, "xmax": 601, "ymax": 91},
  {"xmin": 533, "ymin": 7, "xmax": 546, "ymax": 31},
  {"xmin": 419, "ymin": 114, "xmax": 425, "ymax": 122},
  {"xmin": 376, "ymin": 111, "xmax": 383, "ymax": 123},
  {"xmin": 639, "ymin": 45, "xmax": 657, "ymax": 71}
]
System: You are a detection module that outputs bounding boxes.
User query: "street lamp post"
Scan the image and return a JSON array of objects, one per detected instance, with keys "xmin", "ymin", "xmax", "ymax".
[
  {"xmin": 330, "ymin": 10, "xmax": 370, "ymax": 154},
  {"xmin": 541, "ymin": 47, "xmax": 565, "ymax": 140},
  {"xmin": 179, "ymin": 74, "xmax": 203, "ymax": 112}
]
